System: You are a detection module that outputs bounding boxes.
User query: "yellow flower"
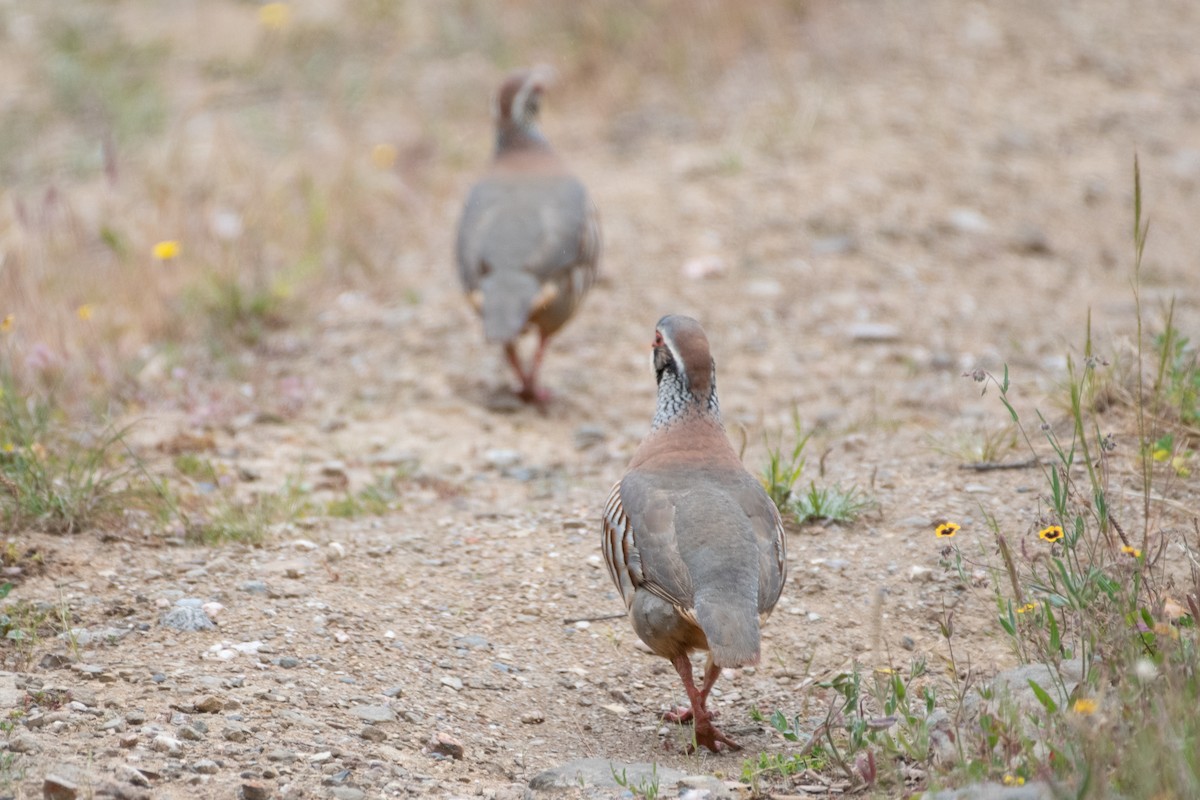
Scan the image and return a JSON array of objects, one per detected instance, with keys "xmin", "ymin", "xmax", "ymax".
[
  {"xmin": 1171, "ymin": 455, "xmax": 1191, "ymax": 478},
  {"xmin": 1072, "ymin": 698, "xmax": 1098, "ymax": 715},
  {"xmin": 1152, "ymin": 448, "xmax": 1170, "ymax": 462},
  {"xmin": 1038, "ymin": 525, "xmax": 1064, "ymax": 543},
  {"xmin": 76, "ymin": 304, "xmax": 93, "ymax": 321},
  {"xmin": 1003, "ymin": 774, "xmax": 1025, "ymax": 787},
  {"xmin": 1121, "ymin": 545, "xmax": 1142, "ymax": 558},
  {"xmin": 1, "ymin": 314, "xmax": 13, "ymax": 333},
  {"xmin": 371, "ymin": 143, "xmax": 398, "ymax": 170},
  {"xmin": 1, "ymin": 442, "xmax": 13, "ymax": 453},
  {"xmin": 1153, "ymin": 622, "xmax": 1180, "ymax": 641},
  {"xmin": 153, "ymin": 240, "xmax": 180, "ymax": 260},
  {"xmin": 935, "ymin": 522, "xmax": 960, "ymax": 538},
  {"xmin": 1016, "ymin": 602, "xmax": 1036, "ymax": 614},
  {"xmin": 259, "ymin": 2, "xmax": 290, "ymax": 29}
]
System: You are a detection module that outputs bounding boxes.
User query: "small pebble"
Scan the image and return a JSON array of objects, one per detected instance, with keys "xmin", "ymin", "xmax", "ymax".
[
  {"xmin": 152, "ymin": 734, "xmax": 183, "ymax": 755},
  {"xmin": 428, "ymin": 732, "xmax": 464, "ymax": 760}
]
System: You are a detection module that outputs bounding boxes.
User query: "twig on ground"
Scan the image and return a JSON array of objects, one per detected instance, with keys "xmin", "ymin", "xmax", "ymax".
[
  {"xmin": 958, "ymin": 458, "xmax": 1040, "ymax": 472},
  {"xmin": 561, "ymin": 613, "xmax": 626, "ymax": 625}
]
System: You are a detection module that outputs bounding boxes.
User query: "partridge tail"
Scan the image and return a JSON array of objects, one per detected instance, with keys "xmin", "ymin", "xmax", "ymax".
[
  {"xmin": 695, "ymin": 590, "xmax": 761, "ymax": 668},
  {"xmin": 480, "ymin": 269, "xmax": 539, "ymax": 343}
]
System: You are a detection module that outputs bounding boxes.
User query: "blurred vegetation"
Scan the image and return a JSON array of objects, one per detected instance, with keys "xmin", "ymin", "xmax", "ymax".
[{"xmin": 0, "ymin": 0, "xmax": 810, "ymax": 405}]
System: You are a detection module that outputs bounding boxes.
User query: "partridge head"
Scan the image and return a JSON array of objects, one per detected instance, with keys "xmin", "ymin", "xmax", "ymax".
[
  {"xmin": 456, "ymin": 67, "xmax": 601, "ymax": 407},
  {"xmin": 601, "ymin": 315, "xmax": 787, "ymax": 752}
]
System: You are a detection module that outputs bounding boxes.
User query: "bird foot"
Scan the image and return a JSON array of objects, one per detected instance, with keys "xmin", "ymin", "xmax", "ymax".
[
  {"xmin": 516, "ymin": 384, "xmax": 552, "ymax": 410},
  {"xmin": 663, "ymin": 706, "xmax": 721, "ymax": 724},
  {"xmin": 661, "ymin": 706, "xmax": 693, "ymax": 724},
  {"xmin": 690, "ymin": 717, "xmax": 742, "ymax": 754}
]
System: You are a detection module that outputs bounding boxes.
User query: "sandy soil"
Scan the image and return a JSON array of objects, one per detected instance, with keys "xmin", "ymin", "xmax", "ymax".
[{"xmin": 4, "ymin": 2, "xmax": 1200, "ymax": 798}]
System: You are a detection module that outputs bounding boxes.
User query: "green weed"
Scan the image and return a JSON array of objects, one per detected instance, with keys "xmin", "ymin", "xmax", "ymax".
[
  {"xmin": 183, "ymin": 481, "xmax": 307, "ymax": 546},
  {"xmin": 929, "ymin": 423, "xmax": 1019, "ymax": 465},
  {"xmin": 326, "ymin": 471, "xmax": 404, "ymax": 518},
  {"xmin": 922, "ymin": 158, "xmax": 1200, "ymax": 796},
  {"xmin": 762, "ymin": 414, "xmax": 875, "ymax": 526},
  {"xmin": 0, "ymin": 598, "xmax": 58, "ymax": 670},
  {"xmin": 762, "ymin": 409, "xmax": 810, "ymax": 510},
  {"xmin": 0, "ymin": 381, "xmax": 170, "ymax": 534},
  {"xmin": 610, "ymin": 763, "xmax": 660, "ymax": 800},
  {"xmin": 792, "ymin": 481, "xmax": 877, "ymax": 525},
  {"xmin": 1152, "ymin": 302, "xmax": 1200, "ymax": 429}
]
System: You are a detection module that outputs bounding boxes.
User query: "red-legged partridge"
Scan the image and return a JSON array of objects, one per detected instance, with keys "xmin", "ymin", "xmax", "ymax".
[
  {"xmin": 602, "ymin": 315, "xmax": 787, "ymax": 752},
  {"xmin": 456, "ymin": 67, "xmax": 601, "ymax": 406}
]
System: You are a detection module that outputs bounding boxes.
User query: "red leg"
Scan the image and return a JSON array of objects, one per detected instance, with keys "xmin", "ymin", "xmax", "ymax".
[
  {"xmin": 663, "ymin": 654, "xmax": 741, "ymax": 753},
  {"xmin": 504, "ymin": 342, "xmax": 529, "ymax": 390},
  {"xmin": 516, "ymin": 333, "xmax": 552, "ymax": 408},
  {"xmin": 663, "ymin": 657, "xmax": 722, "ymax": 723}
]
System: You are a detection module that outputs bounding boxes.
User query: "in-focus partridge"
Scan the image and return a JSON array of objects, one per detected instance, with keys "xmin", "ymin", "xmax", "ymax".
[
  {"xmin": 602, "ymin": 315, "xmax": 787, "ymax": 753},
  {"xmin": 456, "ymin": 67, "xmax": 601, "ymax": 406}
]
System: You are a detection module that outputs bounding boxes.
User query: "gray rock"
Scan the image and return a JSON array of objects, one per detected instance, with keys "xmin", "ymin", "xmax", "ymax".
[
  {"xmin": 69, "ymin": 627, "xmax": 132, "ymax": 646},
  {"xmin": 9, "ymin": 732, "xmax": 41, "ymax": 753},
  {"xmin": 70, "ymin": 687, "xmax": 98, "ymax": 707},
  {"xmin": 573, "ymin": 425, "xmax": 607, "ymax": 451},
  {"xmin": 239, "ymin": 580, "xmax": 269, "ymax": 594},
  {"xmin": 968, "ymin": 659, "xmax": 1085, "ymax": 719},
  {"xmin": 152, "ymin": 733, "xmax": 183, "ymax": 754},
  {"xmin": 848, "ymin": 322, "xmax": 901, "ymax": 342},
  {"xmin": 193, "ymin": 695, "xmax": 224, "ymax": 714},
  {"xmin": 116, "ymin": 765, "xmax": 153, "ymax": 788},
  {"xmin": 241, "ymin": 781, "xmax": 271, "ymax": 800},
  {"xmin": 453, "ymin": 634, "xmax": 491, "ymax": 651},
  {"xmin": 177, "ymin": 725, "xmax": 203, "ymax": 741},
  {"xmin": 44, "ymin": 765, "xmax": 84, "ymax": 800},
  {"xmin": 679, "ymin": 774, "xmax": 741, "ymax": 799},
  {"xmin": 38, "ymin": 653, "xmax": 73, "ymax": 670},
  {"xmin": 528, "ymin": 759, "xmax": 688, "ymax": 793},
  {"xmin": 923, "ymin": 782, "xmax": 1055, "ymax": 800},
  {"xmin": 427, "ymin": 731, "xmax": 464, "ymax": 760},
  {"xmin": 192, "ymin": 759, "xmax": 219, "ymax": 774},
  {"xmin": 223, "ymin": 722, "xmax": 252, "ymax": 742},
  {"xmin": 948, "ymin": 208, "xmax": 991, "ymax": 234},
  {"xmin": 484, "ymin": 449, "xmax": 521, "ymax": 469},
  {"xmin": 161, "ymin": 605, "xmax": 215, "ymax": 632},
  {"xmin": 330, "ymin": 789, "xmax": 366, "ymax": 800},
  {"xmin": 350, "ymin": 705, "xmax": 396, "ymax": 723}
]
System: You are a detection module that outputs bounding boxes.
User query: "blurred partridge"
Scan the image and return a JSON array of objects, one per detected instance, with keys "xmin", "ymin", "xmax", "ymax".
[
  {"xmin": 456, "ymin": 67, "xmax": 601, "ymax": 406},
  {"xmin": 602, "ymin": 316, "xmax": 787, "ymax": 752}
]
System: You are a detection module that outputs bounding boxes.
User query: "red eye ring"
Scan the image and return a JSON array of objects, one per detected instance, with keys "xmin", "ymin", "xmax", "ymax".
[{"xmin": 653, "ymin": 331, "xmax": 664, "ymax": 348}]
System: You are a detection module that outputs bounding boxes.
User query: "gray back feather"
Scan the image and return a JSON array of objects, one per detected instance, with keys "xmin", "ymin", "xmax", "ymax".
[
  {"xmin": 456, "ymin": 174, "xmax": 591, "ymax": 293},
  {"xmin": 620, "ymin": 466, "xmax": 776, "ymax": 668}
]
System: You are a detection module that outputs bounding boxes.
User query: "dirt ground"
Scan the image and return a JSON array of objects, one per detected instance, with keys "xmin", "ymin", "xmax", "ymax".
[{"xmin": 5, "ymin": 1, "xmax": 1200, "ymax": 798}]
